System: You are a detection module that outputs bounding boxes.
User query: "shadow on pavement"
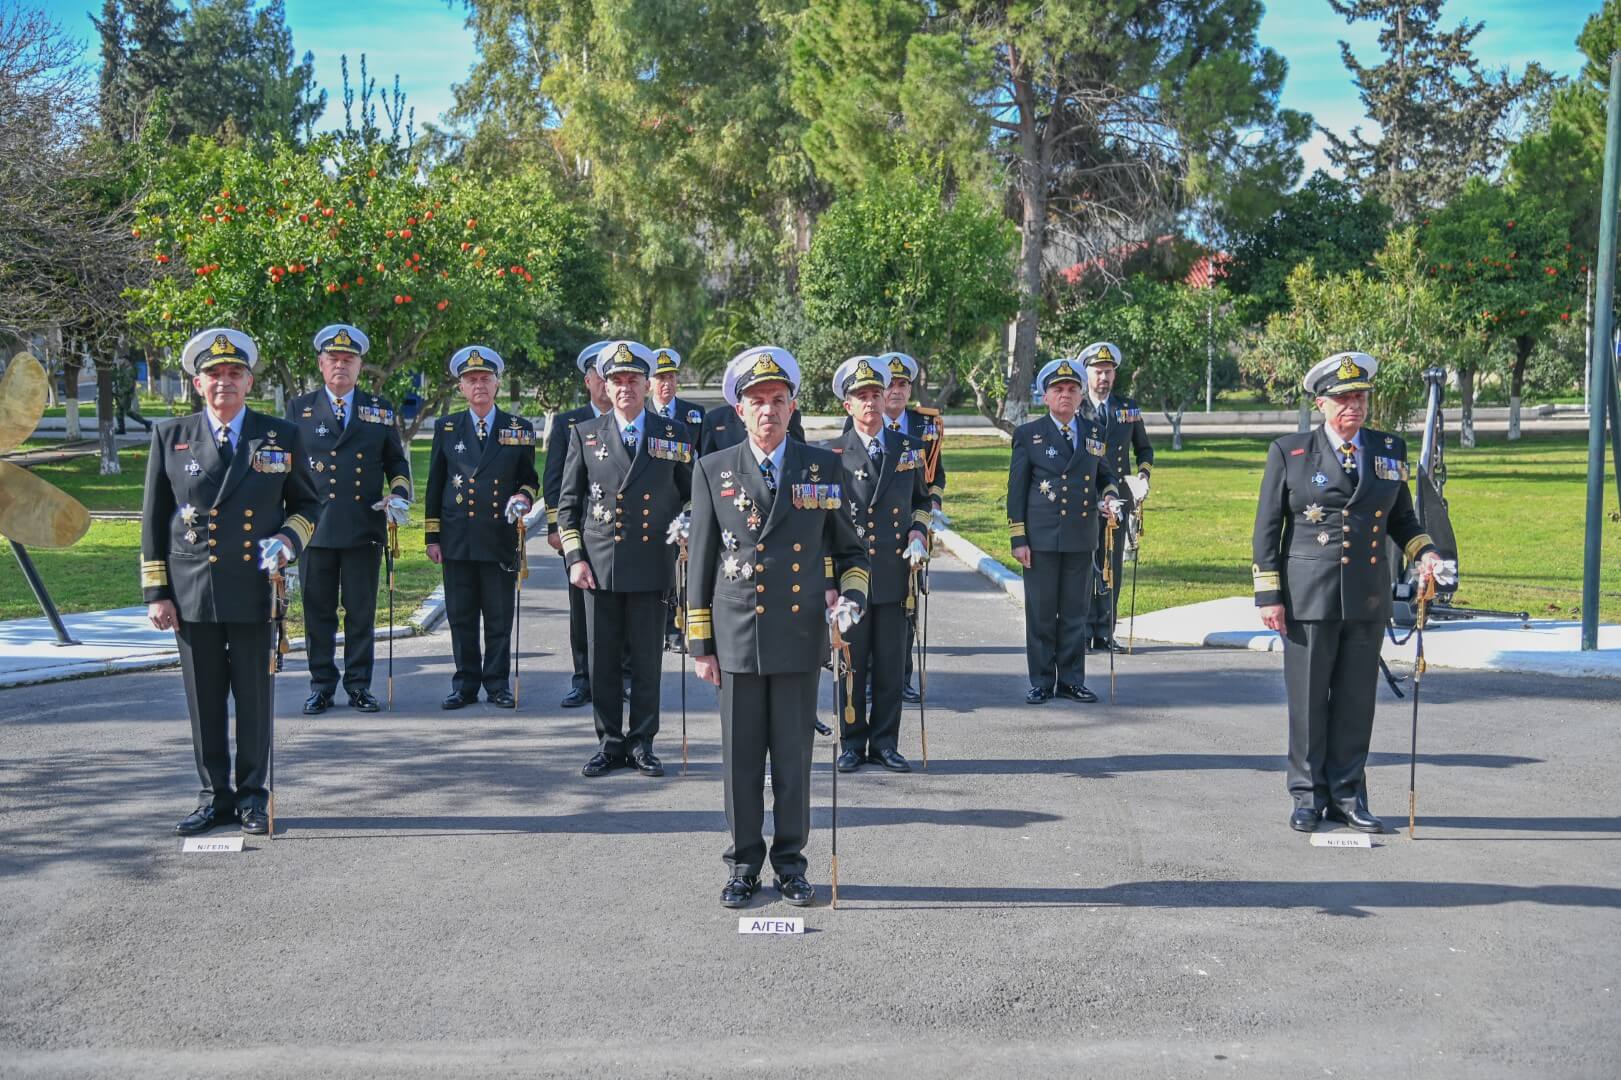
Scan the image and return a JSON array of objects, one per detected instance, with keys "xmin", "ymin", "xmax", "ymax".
[{"xmin": 928, "ymin": 751, "xmax": 1543, "ymax": 779}]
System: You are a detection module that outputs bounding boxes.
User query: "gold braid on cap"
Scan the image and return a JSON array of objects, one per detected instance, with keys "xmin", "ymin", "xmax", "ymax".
[
  {"xmin": 209, "ymin": 334, "xmax": 236, "ymax": 357},
  {"xmin": 1336, "ymin": 355, "xmax": 1365, "ymax": 381},
  {"xmin": 751, "ymin": 354, "xmax": 782, "ymax": 377}
]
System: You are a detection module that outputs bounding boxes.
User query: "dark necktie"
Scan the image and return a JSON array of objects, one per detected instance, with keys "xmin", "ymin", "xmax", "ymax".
[
  {"xmin": 759, "ymin": 457, "xmax": 777, "ymax": 496},
  {"xmin": 216, "ymin": 425, "xmax": 234, "ymax": 464},
  {"xmin": 333, "ymin": 398, "xmax": 347, "ymax": 431},
  {"xmin": 1339, "ymin": 441, "xmax": 1357, "ymax": 476}
]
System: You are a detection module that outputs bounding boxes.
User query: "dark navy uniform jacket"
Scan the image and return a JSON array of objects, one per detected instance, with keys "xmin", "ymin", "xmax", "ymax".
[
  {"xmin": 141, "ymin": 409, "xmax": 321, "ymax": 622},
  {"xmin": 1006, "ymin": 415, "xmax": 1119, "ymax": 554},
  {"xmin": 285, "ymin": 388, "xmax": 411, "ymax": 548},
  {"xmin": 1252, "ymin": 426, "xmax": 1434, "ymax": 622},
  {"xmin": 424, "ymin": 408, "xmax": 539, "ymax": 565},
  {"xmin": 556, "ymin": 409, "xmax": 696, "ymax": 593},
  {"xmin": 830, "ymin": 426, "xmax": 931, "ymax": 607}
]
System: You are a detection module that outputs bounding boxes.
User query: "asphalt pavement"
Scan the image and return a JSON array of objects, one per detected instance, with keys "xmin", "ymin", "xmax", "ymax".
[{"xmin": 1, "ymin": 545, "xmax": 1616, "ymax": 1079}]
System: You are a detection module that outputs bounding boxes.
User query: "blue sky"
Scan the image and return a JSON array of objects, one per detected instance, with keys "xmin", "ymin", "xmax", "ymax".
[{"xmin": 41, "ymin": 0, "xmax": 1596, "ymax": 176}]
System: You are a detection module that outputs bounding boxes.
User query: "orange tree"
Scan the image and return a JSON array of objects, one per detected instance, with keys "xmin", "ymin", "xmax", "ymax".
[{"xmin": 127, "ymin": 134, "xmax": 608, "ymax": 432}]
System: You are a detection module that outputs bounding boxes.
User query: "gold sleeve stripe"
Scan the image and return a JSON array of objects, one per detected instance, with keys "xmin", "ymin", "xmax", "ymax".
[
  {"xmin": 425, "ymin": 518, "xmax": 441, "ymax": 530},
  {"xmin": 685, "ymin": 607, "xmax": 713, "ymax": 638},
  {"xmin": 140, "ymin": 560, "xmax": 168, "ymax": 588},
  {"xmin": 1252, "ymin": 563, "xmax": 1281, "ymax": 592},
  {"xmin": 823, "ymin": 556, "xmax": 834, "ymax": 577},
  {"xmin": 560, "ymin": 529, "xmax": 583, "ymax": 556},
  {"xmin": 928, "ymin": 484, "xmax": 944, "ymax": 498},
  {"xmin": 284, "ymin": 515, "xmax": 315, "ymax": 546},
  {"xmin": 1404, "ymin": 533, "xmax": 1435, "ymax": 562},
  {"xmin": 518, "ymin": 484, "xmax": 538, "ymax": 500},
  {"xmin": 389, "ymin": 475, "xmax": 412, "ymax": 497},
  {"xmin": 1007, "ymin": 521, "xmax": 1025, "ymax": 535},
  {"xmin": 546, "ymin": 508, "xmax": 559, "ymax": 524},
  {"xmin": 1139, "ymin": 461, "xmax": 1153, "ymax": 473},
  {"xmin": 912, "ymin": 509, "xmax": 932, "ymax": 526},
  {"xmin": 839, "ymin": 568, "xmax": 870, "ymax": 595},
  {"xmin": 1102, "ymin": 484, "xmax": 1119, "ymax": 498}
]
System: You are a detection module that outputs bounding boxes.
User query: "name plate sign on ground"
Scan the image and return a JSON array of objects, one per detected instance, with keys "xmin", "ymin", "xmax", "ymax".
[
  {"xmin": 738, "ymin": 917, "xmax": 804, "ymax": 935},
  {"xmin": 1310, "ymin": 833, "xmax": 1374, "ymax": 849},
  {"xmin": 181, "ymin": 836, "xmax": 244, "ymax": 853}
]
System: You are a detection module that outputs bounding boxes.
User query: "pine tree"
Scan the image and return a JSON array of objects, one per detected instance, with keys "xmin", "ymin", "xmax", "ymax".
[{"xmin": 1324, "ymin": 0, "xmax": 1548, "ymax": 223}]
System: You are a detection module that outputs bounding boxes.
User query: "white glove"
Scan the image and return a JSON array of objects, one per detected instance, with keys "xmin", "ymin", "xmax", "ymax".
[
  {"xmin": 1101, "ymin": 496, "xmax": 1123, "ymax": 522},
  {"xmin": 257, "ymin": 537, "xmax": 290, "ymax": 571},
  {"xmin": 1427, "ymin": 558, "xmax": 1458, "ymax": 587},
  {"xmin": 504, "ymin": 494, "xmax": 532, "ymax": 523},
  {"xmin": 665, "ymin": 511, "xmax": 691, "ymax": 546},
  {"xmin": 1125, "ymin": 475, "xmax": 1150, "ymax": 504},
  {"xmin": 930, "ymin": 507, "xmax": 946, "ymax": 531},
  {"xmin": 905, "ymin": 536, "xmax": 929, "ymax": 566},
  {"xmin": 826, "ymin": 597, "xmax": 862, "ymax": 633},
  {"xmin": 370, "ymin": 495, "xmax": 411, "ymax": 527}
]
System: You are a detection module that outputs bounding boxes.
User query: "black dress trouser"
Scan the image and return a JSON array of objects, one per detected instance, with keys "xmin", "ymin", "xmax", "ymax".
[
  {"xmin": 175, "ymin": 619, "xmax": 274, "ymax": 811},
  {"xmin": 442, "ymin": 558, "xmax": 517, "ymax": 697},
  {"xmin": 1022, "ymin": 548, "xmax": 1093, "ymax": 689},
  {"xmin": 843, "ymin": 600, "xmax": 907, "ymax": 755},
  {"xmin": 301, "ymin": 543, "xmax": 382, "ymax": 697},
  {"xmin": 584, "ymin": 588, "xmax": 664, "ymax": 756},
  {"xmin": 567, "ymin": 580, "xmax": 590, "ymax": 692},
  {"xmin": 720, "ymin": 670, "xmax": 818, "ymax": 879},
  {"xmin": 1282, "ymin": 617, "xmax": 1382, "ymax": 813},
  {"xmin": 1085, "ymin": 536, "xmax": 1127, "ymax": 641}
]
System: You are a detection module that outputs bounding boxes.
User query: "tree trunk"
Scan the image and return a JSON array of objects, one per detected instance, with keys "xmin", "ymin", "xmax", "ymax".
[
  {"xmin": 96, "ymin": 360, "xmax": 120, "ymax": 475},
  {"xmin": 1001, "ymin": 62, "xmax": 1046, "ymax": 434},
  {"xmin": 1164, "ymin": 406, "xmax": 1185, "ymax": 451},
  {"xmin": 63, "ymin": 345, "xmax": 83, "ymax": 441},
  {"xmin": 1507, "ymin": 335, "xmax": 1532, "ymax": 441},
  {"xmin": 1457, "ymin": 366, "xmax": 1476, "ymax": 448},
  {"xmin": 1297, "ymin": 397, "xmax": 1311, "ymax": 433}
]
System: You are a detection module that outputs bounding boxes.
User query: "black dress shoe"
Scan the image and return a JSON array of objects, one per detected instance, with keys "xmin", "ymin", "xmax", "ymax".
[
  {"xmin": 303, "ymin": 692, "xmax": 333, "ymax": 715},
  {"xmin": 441, "ymin": 691, "xmax": 474, "ymax": 710},
  {"xmin": 1328, "ymin": 804, "xmax": 1384, "ymax": 833},
  {"xmin": 901, "ymin": 683, "xmax": 922, "ymax": 704},
  {"xmin": 836, "ymin": 748, "xmax": 864, "ymax": 772},
  {"xmin": 1290, "ymin": 806, "xmax": 1322, "ymax": 833},
  {"xmin": 582, "ymin": 751, "xmax": 625, "ymax": 778},
  {"xmin": 665, "ymin": 632, "xmax": 685, "ymax": 654},
  {"xmin": 1026, "ymin": 686, "xmax": 1052, "ymax": 704},
  {"xmin": 775, "ymin": 874, "xmax": 815, "ymax": 907},
  {"xmin": 1056, "ymin": 683, "xmax": 1098, "ymax": 703},
  {"xmin": 870, "ymin": 748, "xmax": 912, "ymax": 773},
  {"xmin": 721, "ymin": 875, "xmax": 761, "ymax": 908},
  {"xmin": 240, "ymin": 807, "xmax": 270, "ymax": 835},
  {"xmin": 348, "ymin": 689, "xmax": 381, "ymax": 712},
  {"xmin": 486, "ymin": 689, "xmax": 516, "ymax": 708},
  {"xmin": 1095, "ymin": 637, "xmax": 1127, "ymax": 654},
  {"xmin": 813, "ymin": 719, "xmax": 832, "ymax": 736},
  {"xmin": 174, "ymin": 805, "xmax": 235, "ymax": 836},
  {"xmin": 560, "ymin": 687, "xmax": 590, "ymax": 708},
  {"xmin": 630, "ymin": 748, "xmax": 665, "ymax": 777}
]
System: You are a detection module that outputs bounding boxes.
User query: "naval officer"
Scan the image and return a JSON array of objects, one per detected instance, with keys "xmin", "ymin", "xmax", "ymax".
[
  {"xmin": 141, "ymin": 328, "xmax": 320, "ymax": 835},
  {"xmin": 688, "ymin": 346, "xmax": 868, "ymax": 908},
  {"xmin": 1253, "ymin": 351, "xmax": 1448, "ymax": 834}
]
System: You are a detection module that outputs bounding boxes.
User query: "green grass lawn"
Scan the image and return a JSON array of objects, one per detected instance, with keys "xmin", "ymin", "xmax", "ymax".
[
  {"xmin": 945, "ymin": 432, "xmax": 1621, "ymax": 623},
  {"xmin": 1, "ymin": 442, "xmax": 512, "ymax": 634}
]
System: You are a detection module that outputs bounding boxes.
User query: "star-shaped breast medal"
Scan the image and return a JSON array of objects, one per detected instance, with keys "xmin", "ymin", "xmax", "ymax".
[
  {"xmin": 1302, "ymin": 503, "xmax": 1326, "ymax": 523},
  {"xmin": 721, "ymin": 530, "xmax": 737, "ymax": 551},
  {"xmin": 1317, "ymin": 530, "xmax": 1331, "ymax": 546},
  {"xmin": 740, "ymin": 561, "xmax": 754, "ymax": 580},
  {"xmin": 1039, "ymin": 479, "xmax": 1052, "ymax": 495},
  {"xmin": 453, "ymin": 474, "xmax": 464, "ymax": 489},
  {"xmin": 590, "ymin": 482, "xmax": 603, "ymax": 500},
  {"xmin": 179, "ymin": 504, "xmax": 197, "ymax": 526},
  {"xmin": 185, "ymin": 460, "xmax": 201, "ymax": 476},
  {"xmin": 1311, "ymin": 472, "xmax": 1328, "ymax": 487},
  {"xmin": 183, "ymin": 529, "xmax": 198, "ymax": 545},
  {"xmin": 722, "ymin": 555, "xmax": 741, "ymax": 580}
]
